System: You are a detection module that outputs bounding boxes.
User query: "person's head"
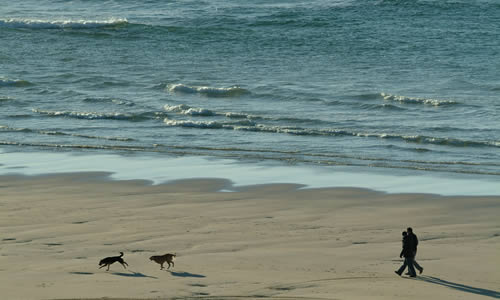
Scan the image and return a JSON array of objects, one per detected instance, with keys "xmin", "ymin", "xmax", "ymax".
[
  {"xmin": 407, "ymin": 227, "xmax": 413, "ymax": 233},
  {"xmin": 402, "ymin": 231, "xmax": 407, "ymax": 237}
]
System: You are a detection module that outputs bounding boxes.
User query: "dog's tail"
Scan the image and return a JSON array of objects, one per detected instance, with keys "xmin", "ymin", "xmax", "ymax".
[{"xmin": 119, "ymin": 252, "xmax": 124, "ymax": 257}]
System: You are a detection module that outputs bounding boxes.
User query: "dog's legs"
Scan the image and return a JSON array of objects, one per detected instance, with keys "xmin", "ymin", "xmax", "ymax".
[
  {"xmin": 99, "ymin": 265, "xmax": 106, "ymax": 269},
  {"xmin": 120, "ymin": 262, "xmax": 127, "ymax": 269},
  {"xmin": 106, "ymin": 265, "xmax": 110, "ymax": 271},
  {"xmin": 172, "ymin": 261, "xmax": 174, "ymax": 268},
  {"xmin": 160, "ymin": 262, "xmax": 164, "ymax": 270}
]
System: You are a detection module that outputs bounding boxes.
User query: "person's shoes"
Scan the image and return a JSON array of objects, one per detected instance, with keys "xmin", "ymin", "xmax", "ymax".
[
  {"xmin": 419, "ymin": 267, "xmax": 423, "ymax": 274},
  {"xmin": 405, "ymin": 272, "xmax": 410, "ymax": 275},
  {"xmin": 409, "ymin": 275, "xmax": 417, "ymax": 278},
  {"xmin": 395, "ymin": 271, "xmax": 402, "ymax": 276}
]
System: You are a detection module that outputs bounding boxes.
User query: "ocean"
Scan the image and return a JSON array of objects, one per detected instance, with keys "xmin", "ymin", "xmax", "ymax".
[{"xmin": 1, "ymin": 0, "xmax": 499, "ymax": 188}]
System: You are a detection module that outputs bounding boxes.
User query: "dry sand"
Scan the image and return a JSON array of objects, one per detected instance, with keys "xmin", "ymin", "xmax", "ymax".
[{"xmin": 0, "ymin": 172, "xmax": 499, "ymax": 300}]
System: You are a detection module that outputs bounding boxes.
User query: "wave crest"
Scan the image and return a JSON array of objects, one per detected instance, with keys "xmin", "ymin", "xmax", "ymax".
[
  {"xmin": 164, "ymin": 104, "xmax": 216, "ymax": 116},
  {"xmin": 0, "ymin": 77, "xmax": 32, "ymax": 87},
  {"xmin": 31, "ymin": 108, "xmax": 156, "ymax": 121},
  {"xmin": 163, "ymin": 104, "xmax": 258, "ymax": 119},
  {"xmin": 167, "ymin": 84, "xmax": 249, "ymax": 97},
  {"xmin": 0, "ymin": 125, "xmax": 133, "ymax": 141},
  {"xmin": 163, "ymin": 118, "xmax": 255, "ymax": 129},
  {"xmin": 0, "ymin": 18, "xmax": 128, "ymax": 29},
  {"xmin": 381, "ymin": 93, "xmax": 458, "ymax": 106},
  {"xmin": 162, "ymin": 118, "xmax": 499, "ymax": 148}
]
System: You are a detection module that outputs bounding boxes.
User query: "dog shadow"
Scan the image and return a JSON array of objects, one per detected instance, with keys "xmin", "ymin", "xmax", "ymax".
[
  {"xmin": 69, "ymin": 271, "xmax": 94, "ymax": 275},
  {"xmin": 168, "ymin": 270, "xmax": 206, "ymax": 278},
  {"xmin": 112, "ymin": 270, "xmax": 158, "ymax": 279},
  {"xmin": 417, "ymin": 276, "xmax": 500, "ymax": 299}
]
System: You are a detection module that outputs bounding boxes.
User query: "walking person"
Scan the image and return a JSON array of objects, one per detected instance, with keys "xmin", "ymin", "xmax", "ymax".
[
  {"xmin": 407, "ymin": 227, "xmax": 424, "ymax": 274},
  {"xmin": 395, "ymin": 231, "xmax": 417, "ymax": 277}
]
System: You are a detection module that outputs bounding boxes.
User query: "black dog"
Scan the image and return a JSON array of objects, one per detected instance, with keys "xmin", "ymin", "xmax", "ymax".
[{"xmin": 99, "ymin": 252, "xmax": 128, "ymax": 271}]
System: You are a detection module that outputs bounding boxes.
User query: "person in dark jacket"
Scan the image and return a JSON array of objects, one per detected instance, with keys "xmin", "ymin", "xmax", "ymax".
[
  {"xmin": 407, "ymin": 227, "xmax": 424, "ymax": 274},
  {"xmin": 395, "ymin": 231, "xmax": 416, "ymax": 277}
]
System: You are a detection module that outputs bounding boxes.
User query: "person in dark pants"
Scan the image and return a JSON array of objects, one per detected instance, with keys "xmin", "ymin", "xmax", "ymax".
[
  {"xmin": 395, "ymin": 231, "xmax": 416, "ymax": 277},
  {"xmin": 407, "ymin": 227, "xmax": 424, "ymax": 274}
]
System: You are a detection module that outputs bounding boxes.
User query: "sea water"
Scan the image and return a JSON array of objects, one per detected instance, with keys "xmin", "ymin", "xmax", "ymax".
[{"xmin": 1, "ymin": 0, "xmax": 499, "ymax": 192}]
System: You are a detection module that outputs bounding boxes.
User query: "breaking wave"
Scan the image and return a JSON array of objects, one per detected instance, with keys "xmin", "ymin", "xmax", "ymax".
[
  {"xmin": 381, "ymin": 93, "xmax": 458, "ymax": 106},
  {"xmin": 167, "ymin": 83, "xmax": 249, "ymax": 97},
  {"xmin": 0, "ymin": 125, "xmax": 133, "ymax": 141},
  {"xmin": 164, "ymin": 104, "xmax": 258, "ymax": 119},
  {"xmin": 163, "ymin": 104, "xmax": 337, "ymax": 126},
  {"xmin": 163, "ymin": 118, "xmax": 255, "ymax": 128},
  {"xmin": 32, "ymin": 108, "xmax": 165, "ymax": 121},
  {"xmin": 0, "ymin": 18, "xmax": 128, "ymax": 29},
  {"xmin": 162, "ymin": 118, "xmax": 500, "ymax": 148}
]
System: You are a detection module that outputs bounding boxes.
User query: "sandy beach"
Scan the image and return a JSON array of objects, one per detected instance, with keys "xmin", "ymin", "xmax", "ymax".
[{"xmin": 0, "ymin": 172, "xmax": 499, "ymax": 300}]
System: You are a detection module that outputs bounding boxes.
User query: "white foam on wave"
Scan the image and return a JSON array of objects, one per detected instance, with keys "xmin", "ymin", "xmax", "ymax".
[
  {"xmin": 164, "ymin": 104, "xmax": 257, "ymax": 119},
  {"xmin": 167, "ymin": 84, "xmax": 249, "ymax": 97},
  {"xmin": 0, "ymin": 18, "xmax": 128, "ymax": 29},
  {"xmin": 164, "ymin": 104, "xmax": 216, "ymax": 116},
  {"xmin": 32, "ymin": 108, "xmax": 134, "ymax": 120},
  {"xmin": 163, "ymin": 118, "xmax": 255, "ymax": 129},
  {"xmin": 162, "ymin": 117, "xmax": 500, "ymax": 148},
  {"xmin": 381, "ymin": 93, "xmax": 458, "ymax": 106}
]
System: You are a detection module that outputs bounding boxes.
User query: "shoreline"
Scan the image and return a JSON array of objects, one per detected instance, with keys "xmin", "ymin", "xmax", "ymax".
[
  {"xmin": 1, "ymin": 172, "xmax": 499, "ymax": 300},
  {"xmin": 1, "ymin": 150, "xmax": 499, "ymax": 196}
]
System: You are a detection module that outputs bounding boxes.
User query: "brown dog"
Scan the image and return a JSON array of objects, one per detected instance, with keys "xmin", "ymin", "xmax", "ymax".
[
  {"xmin": 99, "ymin": 252, "xmax": 128, "ymax": 271},
  {"xmin": 149, "ymin": 253, "xmax": 176, "ymax": 270}
]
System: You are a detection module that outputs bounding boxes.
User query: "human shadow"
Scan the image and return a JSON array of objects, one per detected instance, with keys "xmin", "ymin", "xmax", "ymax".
[
  {"xmin": 168, "ymin": 270, "xmax": 206, "ymax": 278},
  {"xmin": 112, "ymin": 270, "xmax": 158, "ymax": 279},
  {"xmin": 417, "ymin": 276, "xmax": 500, "ymax": 299}
]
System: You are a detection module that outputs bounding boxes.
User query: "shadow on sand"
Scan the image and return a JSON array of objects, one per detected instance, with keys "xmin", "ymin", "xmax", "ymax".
[
  {"xmin": 69, "ymin": 271, "xmax": 94, "ymax": 275},
  {"xmin": 417, "ymin": 276, "xmax": 500, "ymax": 299},
  {"xmin": 168, "ymin": 270, "xmax": 206, "ymax": 278},
  {"xmin": 112, "ymin": 270, "xmax": 158, "ymax": 279}
]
